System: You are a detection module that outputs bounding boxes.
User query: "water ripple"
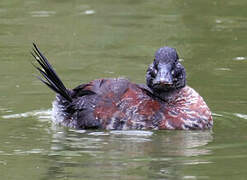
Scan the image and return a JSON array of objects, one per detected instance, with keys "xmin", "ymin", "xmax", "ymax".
[
  {"xmin": 84, "ymin": 10, "xmax": 95, "ymax": 15},
  {"xmin": 2, "ymin": 109, "xmax": 52, "ymax": 121},
  {"xmin": 78, "ymin": 10, "xmax": 95, "ymax": 15},
  {"xmin": 233, "ymin": 56, "xmax": 247, "ymax": 61},
  {"xmin": 30, "ymin": 11, "xmax": 56, "ymax": 17},
  {"xmin": 110, "ymin": 130, "xmax": 153, "ymax": 137},
  {"xmin": 215, "ymin": 68, "xmax": 231, "ymax": 71},
  {"xmin": 234, "ymin": 113, "xmax": 247, "ymax": 120}
]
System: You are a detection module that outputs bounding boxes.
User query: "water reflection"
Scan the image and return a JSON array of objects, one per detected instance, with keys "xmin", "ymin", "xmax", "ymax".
[{"xmin": 43, "ymin": 126, "xmax": 213, "ymax": 179}]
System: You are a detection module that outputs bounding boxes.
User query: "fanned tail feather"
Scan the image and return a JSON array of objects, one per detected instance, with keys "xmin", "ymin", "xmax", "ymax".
[{"xmin": 32, "ymin": 43, "xmax": 72, "ymax": 102}]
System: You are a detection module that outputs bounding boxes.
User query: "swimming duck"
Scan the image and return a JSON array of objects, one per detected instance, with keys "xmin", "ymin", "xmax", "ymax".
[{"xmin": 32, "ymin": 43, "xmax": 213, "ymax": 130}]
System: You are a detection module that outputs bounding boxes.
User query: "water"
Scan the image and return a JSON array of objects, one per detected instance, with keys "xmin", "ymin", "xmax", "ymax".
[{"xmin": 1, "ymin": 0, "xmax": 247, "ymax": 179}]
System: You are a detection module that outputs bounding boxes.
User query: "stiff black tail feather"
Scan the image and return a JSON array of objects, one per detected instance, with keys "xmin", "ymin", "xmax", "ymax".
[{"xmin": 32, "ymin": 43, "xmax": 72, "ymax": 102}]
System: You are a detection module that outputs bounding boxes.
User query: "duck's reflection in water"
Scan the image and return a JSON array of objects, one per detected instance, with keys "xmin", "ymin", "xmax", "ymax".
[{"xmin": 43, "ymin": 126, "xmax": 213, "ymax": 180}]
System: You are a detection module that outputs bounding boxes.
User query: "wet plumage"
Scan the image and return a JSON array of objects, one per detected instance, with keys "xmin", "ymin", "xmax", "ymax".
[{"xmin": 32, "ymin": 44, "xmax": 213, "ymax": 130}]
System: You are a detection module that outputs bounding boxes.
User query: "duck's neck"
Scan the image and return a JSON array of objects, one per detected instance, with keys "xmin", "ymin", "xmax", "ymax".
[{"xmin": 152, "ymin": 88, "xmax": 182, "ymax": 102}]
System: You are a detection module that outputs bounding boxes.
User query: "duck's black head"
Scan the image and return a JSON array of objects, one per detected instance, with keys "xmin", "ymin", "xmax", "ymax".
[{"xmin": 146, "ymin": 47, "xmax": 186, "ymax": 97}]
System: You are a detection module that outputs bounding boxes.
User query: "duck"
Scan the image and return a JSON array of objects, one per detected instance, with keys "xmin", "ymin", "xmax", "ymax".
[{"xmin": 32, "ymin": 43, "xmax": 213, "ymax": 130}]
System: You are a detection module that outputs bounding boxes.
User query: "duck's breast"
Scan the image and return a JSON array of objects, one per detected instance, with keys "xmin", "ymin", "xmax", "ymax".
[{"xmin": 159, "ymin": 86, "xmax": 213, "ymax": 130}]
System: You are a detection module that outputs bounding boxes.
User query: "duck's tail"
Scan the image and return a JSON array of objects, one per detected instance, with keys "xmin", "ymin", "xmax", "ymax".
[{"xmin": 32, "ymin": 43, "xmax": 72, "ymax": 102}]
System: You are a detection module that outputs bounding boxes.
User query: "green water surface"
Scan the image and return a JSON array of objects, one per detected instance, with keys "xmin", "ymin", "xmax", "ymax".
[{"xmin": 0, "ymin": 0, "xmax": 247, "ymax": 179}]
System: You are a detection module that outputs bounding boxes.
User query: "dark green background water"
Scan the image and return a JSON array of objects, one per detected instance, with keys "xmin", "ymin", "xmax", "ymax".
[{"xmin": 1, "ymin": 0, "xmax": 247, "ymax": 179}]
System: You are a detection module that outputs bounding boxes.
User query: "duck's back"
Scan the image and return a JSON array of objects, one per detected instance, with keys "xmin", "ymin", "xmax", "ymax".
[
  {"xmin": 61, "ymin": 78, "xmax": 163, "ymax": 130},
  {"xmin": 91, "ymin": 78, "xmax": 163, "ymax": 130}
]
